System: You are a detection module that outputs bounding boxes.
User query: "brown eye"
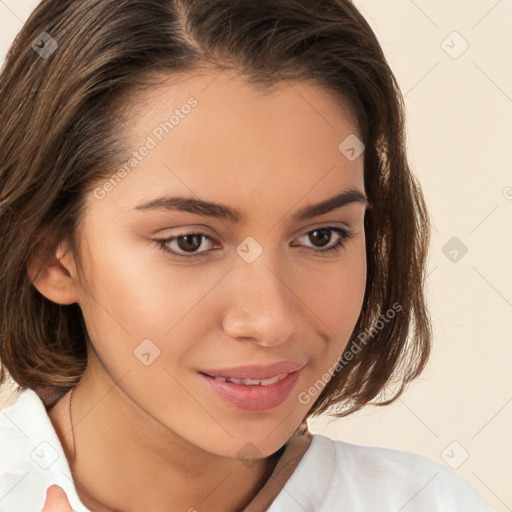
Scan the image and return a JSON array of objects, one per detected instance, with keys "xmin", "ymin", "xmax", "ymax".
[
  {"xmin": 156, "ymin": 231, "xmax": 218, "ymax": 259},
  {"xmin": 176, "ymin": 234, "xmax": 203, "ymax": 252},
  {"xmin": 292, "ymin": 226, "xmax": 353, "ymax": 255},
  {"xmin": 308, "ymin": 228, "xmax": 333, "ymax": 248}
]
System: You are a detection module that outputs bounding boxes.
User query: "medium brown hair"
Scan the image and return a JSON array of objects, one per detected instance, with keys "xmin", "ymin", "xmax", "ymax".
[{"xmin": 0, "ymin": 0, "xmax": 431, "ymax": 419}]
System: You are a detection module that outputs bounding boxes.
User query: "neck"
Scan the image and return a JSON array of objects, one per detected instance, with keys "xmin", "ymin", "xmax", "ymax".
[{"xmin": 47, "ymin": 363, "xmax": 291, "ymax": 512}]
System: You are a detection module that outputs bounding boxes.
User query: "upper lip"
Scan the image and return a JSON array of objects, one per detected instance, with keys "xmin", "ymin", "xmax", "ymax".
[{"xmin": 200, "ymin": 361, "xmax": 307, "ymax": 380}]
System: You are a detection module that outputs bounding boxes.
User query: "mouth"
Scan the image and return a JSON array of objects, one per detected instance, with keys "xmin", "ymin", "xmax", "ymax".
[
  {"xmin": 198, "ymin": 360, "xmax": 306, "ymax": 380},
  {"xmin": 200, "ymin": 372, "xmax": 290, "ymax": 386},
  {"xmin": 198, "ymin": 368, "xmax": 304, "ymax": 412}
]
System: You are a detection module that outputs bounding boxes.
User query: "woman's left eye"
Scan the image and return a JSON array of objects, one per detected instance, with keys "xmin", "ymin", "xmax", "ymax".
[
  {"xmin": 155, "ymin": 226, "xmax": 353, "ymax": 260},
  {"xmin": 292, "ymin": 227, "xmax": 353, "ymax": 254}
]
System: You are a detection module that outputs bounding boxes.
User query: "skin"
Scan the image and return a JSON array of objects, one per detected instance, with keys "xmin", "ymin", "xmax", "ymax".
[{"xmin": 31, "ymin": 69, "xmax": 367, "ymax": 511}]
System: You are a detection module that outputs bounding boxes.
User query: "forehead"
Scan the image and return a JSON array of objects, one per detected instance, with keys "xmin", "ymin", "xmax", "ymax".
[
  {"xmin": 85, "ymin": 70, "xmax": 365, "ymax": 221},
  {"xmin": 125, "ymin": 69, "xmax": 361, "ymax": 143}
]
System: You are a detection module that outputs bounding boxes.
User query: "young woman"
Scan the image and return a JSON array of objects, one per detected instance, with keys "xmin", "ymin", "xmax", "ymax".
[{"xmin": 0, "ymin": 1, "xmax": 491, "ymax": 511}]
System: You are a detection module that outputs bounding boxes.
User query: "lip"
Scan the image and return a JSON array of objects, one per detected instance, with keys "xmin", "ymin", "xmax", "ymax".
[
  {"xmin": 200, "ymin": 361, "xmax": 306, "ymax": 380},
  {"xmin": 199, "ymin": 368, "xmax": 303, "ymax": 412}
]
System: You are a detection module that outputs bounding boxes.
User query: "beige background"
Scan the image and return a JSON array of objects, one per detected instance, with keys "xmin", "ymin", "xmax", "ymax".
[{"xmin": 0, "ymin": 1, "xmax": 511, "ymax": 510}]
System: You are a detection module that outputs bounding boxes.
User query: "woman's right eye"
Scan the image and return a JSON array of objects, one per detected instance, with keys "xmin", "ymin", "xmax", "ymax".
[{"xmin": 155, "ymin": 232, "xmax": 218, "ymax": 259}]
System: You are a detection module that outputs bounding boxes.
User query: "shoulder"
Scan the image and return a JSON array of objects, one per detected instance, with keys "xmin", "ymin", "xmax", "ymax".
[
  {"xmin": 0, "ymin": 388, "xmax": 67, "ymax": 510},
  {"xmin": 0, "ymin": 388, "xmax": 35, "ymax": 461},
  {"xmin": 0, "ymin": 387, "xmax": 54, "ymax": 476},
  {"xmin": 305, "ymin": 434, "xmax": 491, "ymax": 511},
  {"xmin": 0, "ymin": 388, "xmax": 90, "ymax": 511}
]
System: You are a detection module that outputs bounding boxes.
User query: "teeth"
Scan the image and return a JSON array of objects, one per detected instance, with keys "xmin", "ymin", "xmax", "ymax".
[{"xmin": 211, "ymin": 373, "xmax": 288, "ymax": 386}]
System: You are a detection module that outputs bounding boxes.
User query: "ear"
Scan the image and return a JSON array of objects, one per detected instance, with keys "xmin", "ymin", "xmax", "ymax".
[{"xmin": 27, "ymin": 241, "xmax": 81, "ymax": 306}]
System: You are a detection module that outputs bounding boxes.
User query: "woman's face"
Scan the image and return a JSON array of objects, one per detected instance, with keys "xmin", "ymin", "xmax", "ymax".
[{"xmin": 66, "ymin": 70, "xmax": 367, "ymax": 458}]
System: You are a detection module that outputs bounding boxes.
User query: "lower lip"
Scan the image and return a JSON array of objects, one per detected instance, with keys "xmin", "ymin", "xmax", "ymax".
[{"xmin": 199, "ymin": 370, "xmax": 302, "ymax": 412}]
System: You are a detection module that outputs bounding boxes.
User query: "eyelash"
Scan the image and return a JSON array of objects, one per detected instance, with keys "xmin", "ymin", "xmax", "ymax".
[{"xmin": 155, "ymin": 226, "xmax": 354, "ymax": 260}]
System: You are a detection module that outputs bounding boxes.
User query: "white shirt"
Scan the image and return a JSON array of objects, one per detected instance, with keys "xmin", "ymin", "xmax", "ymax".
[{"xmin": 0, "ymin": 388, "xmax": 491, "ymax": 511}]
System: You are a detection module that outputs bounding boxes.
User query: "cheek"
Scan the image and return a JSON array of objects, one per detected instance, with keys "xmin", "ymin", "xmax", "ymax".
[
  {"xmin": 77, "ymin": 238, "xmax": 252, "ymax": 391},
  {"xmin": 80, "ymin": 227, "xmax": 217, "ymax": 328},
  {"xmin": 304, "ymin": 242, "xmax": 367, "ymax": 340}
]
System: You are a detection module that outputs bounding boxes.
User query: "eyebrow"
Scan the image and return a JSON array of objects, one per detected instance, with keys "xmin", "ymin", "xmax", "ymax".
[{"xmin": 133, "ymin": 189, "xmax": 369, "ymax": 223}]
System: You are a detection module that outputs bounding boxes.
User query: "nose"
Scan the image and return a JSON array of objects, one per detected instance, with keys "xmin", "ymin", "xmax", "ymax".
[{"xmin": 221, "ymin": 251, "xmax": 302, "ymax": 347}]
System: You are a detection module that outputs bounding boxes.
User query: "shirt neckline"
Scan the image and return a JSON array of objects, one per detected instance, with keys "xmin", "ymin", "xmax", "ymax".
[{"xmin": 4, "ymin": 387, "xmax": 337, "ymax": 512}]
